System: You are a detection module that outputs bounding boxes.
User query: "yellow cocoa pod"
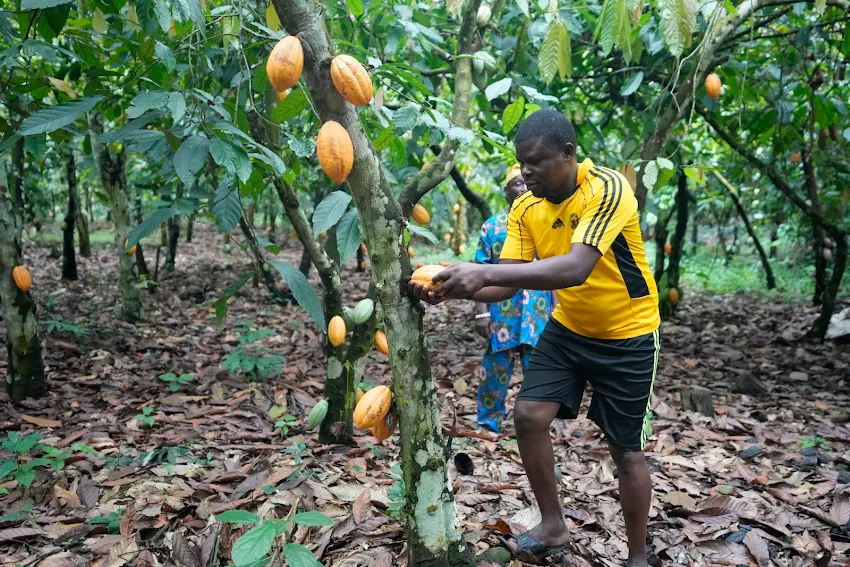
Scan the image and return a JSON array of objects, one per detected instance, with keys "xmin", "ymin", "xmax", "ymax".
[
  {"xmin": 458, "ymin": 244, "xmax": 466, "ymax": 254},
  {"xmin": 266, "ymin": 226, "xmax": 273, "ymax": 233},
  {"xmin": 353, "ymin": 385, "xmax": 391, "ymax": 429},
  {"xmin": 371, "ymin": 413, "xmax": 397, "ymax": 442},
  {"xmin": 266, "ymin": 36, "xmax": 303, "ymax": 92},
  {"xmin": 357, "ymin": 389, "xmax": 365, "ymax": 402},
  {"xmin": 125, "ymin": 239, "xmax": 136, "ymax": 255},
  {"xmin": 317, "ymin": 121, "xmax": 354, "ymax": 183},
  {"xmin": 12, "ymin": 266, "xmax": 32, "ymax": 292},
  {"xmin": 453, "ymin": 203, "xmax": 460, "ymax": 213},
  {"xmin": 277, "ymin": 90, "xmax": 287, "ymax": 104},
  {"xmin": 375, "ymin": 330, "xmax": 389, "ymax": 355},
  {"xmin": 669, "ymin": 288, "xmax": 680, "ymax": 304},
  {"xmin": 328, "ymin": 315, "xmax": 346, "ymax": 347},
  {"xmin": 664, "ymin": 243, "xmax": 672, "ymax": 256},
  {"xmin": 411, "ymin": 203, "xmax": 430, "ymax": 225},
  {"xmin": 330, "ymin": 54, "xmax": 373, "ymax": 106},
  {"xmin": 407, "ymin": 246, "xmax": 415, "ymax": 258},
  {"xmin": 443, "ymin": 233, "xmax": 451, "ymax": 242},
  {"xmin": 410, "ymin": 264, "xmax": 445, "ymax": 291},
  {"xmin": 705, "ymin": 73, "xmax": 721, "ymax": 101}
]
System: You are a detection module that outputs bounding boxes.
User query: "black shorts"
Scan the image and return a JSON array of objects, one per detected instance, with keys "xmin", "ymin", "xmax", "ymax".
[{"xmin": 519, "ymin": 318, "xmax": 660, "ymax": 452}]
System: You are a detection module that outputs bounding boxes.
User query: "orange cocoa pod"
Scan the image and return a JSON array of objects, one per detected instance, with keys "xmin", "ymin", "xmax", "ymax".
[
  {"xmin": 317, "ymin": 121, "xmax": 354, "ymax": 183},
  {"xmin": 375, "ymin": 330, "xmax": 389, "ymax": 355},
  {"xmin": 330, "ymin": 54, "xmax": 373, "ymax": 106},
  {"xmin": 353, "ymin": 385, "xmax": 391, "ymax": 429},
  {"xmin": 411, "ymin": 203, "xmax": 430, "ymax": 225},
  {"xmin": 371, "ymin": 412, "xmax": 398, "ymax": 441},
  {"xmin": 669, "ymin": 288, "xmax": 680, "ymax": 304},
  {"xmin": 705, "ymin": 73, "xmax": 721, "ymax": 100},
  {"xmin": 12, "ymin": 266, "xmax": 32, "ymax": 292},
  {"xmin": 266, "ymin": 36, "xmax": 303, "ymax": 92},
  {"xmin": 328, "ymin": 315, "xmax": 346, "ymax": 347},
  {"xmin": 664, "ymin": 243, "xmax": 672, "ymax": 255},
  {"xmin": 410, "ymin": 264, "xmax": 445, "ymax": 291}
]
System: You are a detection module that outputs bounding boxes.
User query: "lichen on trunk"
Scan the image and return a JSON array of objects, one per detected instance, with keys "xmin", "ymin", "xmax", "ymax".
[{"xmin": 0, "ymin": 142, "xmax": 46, "ymax": 400}]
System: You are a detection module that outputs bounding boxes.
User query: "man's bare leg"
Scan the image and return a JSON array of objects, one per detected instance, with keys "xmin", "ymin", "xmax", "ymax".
[{"xmin": 610, "ymin": 445, "xmax": 651, "ymax": 567}]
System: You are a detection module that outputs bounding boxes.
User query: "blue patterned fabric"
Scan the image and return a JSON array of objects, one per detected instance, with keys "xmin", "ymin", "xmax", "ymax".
[{"xmin": 474, "ymin": 210, "xmax": 553, "ymax": 431}]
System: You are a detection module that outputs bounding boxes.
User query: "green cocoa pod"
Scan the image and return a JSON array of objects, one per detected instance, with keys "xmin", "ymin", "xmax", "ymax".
[
  {"xmin": 341, "ymin": 306, "xmax": 355, "ymax": 330},
  {"xmin": 352, "ymin": 298, "xmax": 374, "ymax": 325},
  {"xmin": 307, "ymin": 399, "xmax": 328, "ymax": 429}
]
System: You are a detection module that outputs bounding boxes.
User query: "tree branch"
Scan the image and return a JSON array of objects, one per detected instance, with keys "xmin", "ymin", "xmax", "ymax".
[{"xmin": 697, "ymin": 107, "xmax": 846, "ymax": 237}]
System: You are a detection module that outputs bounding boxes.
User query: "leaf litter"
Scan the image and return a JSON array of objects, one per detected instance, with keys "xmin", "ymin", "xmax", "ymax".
[{"xmin": 1, "ymin": 227, "xmax": 849, "ymax": 567}]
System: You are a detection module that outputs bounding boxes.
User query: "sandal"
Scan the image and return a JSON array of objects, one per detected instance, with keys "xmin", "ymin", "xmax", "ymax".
[{"xmin": 497, "ymin": 532, "xmax": 568, "ymax": 562}]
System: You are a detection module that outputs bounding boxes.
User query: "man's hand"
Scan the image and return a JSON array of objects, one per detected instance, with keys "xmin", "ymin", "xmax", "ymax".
[
  {"xmin": 407, "ymin": 279, "xmax": 449, "ymax": 305},
  {"xmin": 474, "ymin": 317, "xmax": 491, "ymax": 339},
  {"xmin": 431, "ymin": 262, "xmax": 488, "ymax": 299}
]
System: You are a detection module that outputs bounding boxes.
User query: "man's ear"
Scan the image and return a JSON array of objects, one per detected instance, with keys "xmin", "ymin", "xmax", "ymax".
[{"xmin": 562, "ymin": 142, "xmax": 575, "ymax": 160}]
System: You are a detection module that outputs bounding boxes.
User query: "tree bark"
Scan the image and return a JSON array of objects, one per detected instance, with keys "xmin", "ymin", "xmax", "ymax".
[
  {"xmin": 238, "ymin": 215, "xmax": 281, "ymax": 298},
  {"xmin": 698, "ymin": 108, "xmax": 847, "ymax": 342},
  {"xmin": 62, "ymin": 147, "xmax": 78, "ymax": 281},
  {"xmin": 0, "ymin": 141, "xmax": 46, "ymax": 400},
  {"xmin": 77, "ymin": 210, "xmax": 91, "ymax": 258},
  {"xmin": 186, "ymin": 214, "xmax": 194, "ymax": 242},
  {"xmin": 712, "ymin": 172, "xmax": 776, "ymax": 289},
  {"xmin": 165, "ymin": 183, "xmax": 182, "ymax": 272},
  {"xmin": 272, "ymin": 0, "xmax": 480, "ymax": 562},
  {"xmin": 667, "ymin": 172, "xmax": 689, "ymax": 290},
  {"xmin": 89, "ymin": 116, "xmax": 143, "ymax": 323}
]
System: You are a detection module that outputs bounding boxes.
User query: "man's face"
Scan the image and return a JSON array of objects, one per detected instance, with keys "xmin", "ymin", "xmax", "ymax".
[
  {"xmin": 515, "ymin": 137, "xmax": 574, "ymax": 198},
  {"xmin": 504, "ymin": 175, "xmax": 527, "ymax": 204}
]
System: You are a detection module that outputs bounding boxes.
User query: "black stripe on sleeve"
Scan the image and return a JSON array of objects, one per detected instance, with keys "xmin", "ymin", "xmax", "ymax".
[
  {"xmin": 582, "ymin": 170, "xmax": 610, "ymax": 245},
  {"xmin": 589, "ymin": 168, "xmax": 624, "ymax": 248}
]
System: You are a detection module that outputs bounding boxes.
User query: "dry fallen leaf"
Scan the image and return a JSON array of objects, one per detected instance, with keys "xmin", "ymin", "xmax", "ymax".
[
  {"xmin": 21, "ymin": 415, "xmax": 62, "ymax": 428},
  {"xmin": 352, "ymin": 488, "xmax": 372, "ymax": 524}
]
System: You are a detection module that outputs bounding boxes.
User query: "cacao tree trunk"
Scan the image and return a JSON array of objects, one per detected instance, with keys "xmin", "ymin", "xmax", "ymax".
[
  {"xmin": 62, "ymin": 147, "xmax": 78, "ymax": 281},
  {"xmin": 89, "ymin": 117, "xmax": 143, "ymax": 323},
  {"xmin": 666, "ymin": 172, "xmax": 689, "ymax": 296},
  {"xmin": 0, "ymin": 143, "xmax": 46, "ymax": 400},
  {"xmin": 272, "ymin": 0, "xmax": 480, "ymax": 562},
  {"xmin": 165, "ymin": 184, "xmax": 182, "ymax": 272},
  {"xmin": 713, "ymin": 171, "xmax": 776, "ymax": 289},
  {"xmin": 238, "ymin": 215, "xmax": 281, "ymax": 298},
  {"xmin": 186, "ymin": 214, "xmax": 194, "ymax": 242},
  {"xmin": 77, "ymin": 211, "xmax": 91, "ymax": 258},
  {"xmin": 809, "ymin": 234, "xmax": 847, "ymax": 342}
]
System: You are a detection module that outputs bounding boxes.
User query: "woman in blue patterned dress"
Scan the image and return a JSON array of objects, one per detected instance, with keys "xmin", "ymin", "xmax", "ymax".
[{"xmin": 473, "ymin": 164, "xmax": 555, "ymax": 432}]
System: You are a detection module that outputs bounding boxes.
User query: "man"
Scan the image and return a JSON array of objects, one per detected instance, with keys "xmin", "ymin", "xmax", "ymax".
[
  {"xmin": 409, "ymin": 109, "xmax": 660, "ymax": 567},
  {"xmin": 473, "ymin": 164, "xmax": 553, "ymax": 432}
]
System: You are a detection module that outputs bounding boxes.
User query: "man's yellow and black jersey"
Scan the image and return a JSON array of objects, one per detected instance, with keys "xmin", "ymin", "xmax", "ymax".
[{"xmin": 501, "ymin": 158, "xmax": 660, "ymax": 340}]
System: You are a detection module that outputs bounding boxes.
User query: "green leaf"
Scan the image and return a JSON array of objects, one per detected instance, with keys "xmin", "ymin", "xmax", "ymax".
[
  {"xmin": 292, "ymin": 511, "xmax": 334, "ymax": 527},
  {"xmin": 502, "ymin": 96, "xmax": 525, "ymax": 134},
  {"xmin": 373, "ymin": 127, "xmax": 396, "ymax": 151},
  {"xmin": 128, "ymin": 207, "xmax": 183, "ymax": 248},
  {"xmin": 683, "ymin": 167, "xmax": 705, "ymax": 186},
  {"xmin": 267, "ymin": 261, "xmax": 325, "ymax": 329},
  {"xmin": 127, "ymin": 92, "xmax": 169, "ymax": 119},
  {"xmin": 256, "ymin": 237, "xmax": 281, "ymax": 255},
  {"xmin": 100, "ymin": 111, "xmax": 166, "ymax": 144},
  {"xmin": 620, "ymin": 71, "xmax": 643, "ymax": 96},
  {"xmin": 392, "ymin": 104, "xmax": 420, "ymax": 132},
  {"xmin": 407, "ymin": 223, "xmax": 439, "ymax": 244},
  {"xmin": 153, "ymin": 0, "xmax": 171, "ymax": 32},
  {"xmin": 336, "ymin": 209, "xmax": 361, "ymax": 264},
  {"xmin": 484, "ymin": 77, "xmax": 512, "ymax": 101},
  {"xmin": 515, "ymin": 0, "xmax": 530, "ymax": 17},
  {"xmin": 312, "ymin": 191, "xmax": 352, "ymax": 236},
  {"xmin": 641, "ymin": 160, "xmax": 658, "ymax": 189},
  {"xmin": 657, "ymin": 0, "xmax": 697, "ymax": 57},
  {"xmin": 557, "ymin": 20, "xmax": 571, "ymax": 80},
  {"xmin": 214, "ymin": 272, "xmax": 254, "ymax": 327},
  {"xmin": 594, "ymin": 0, "xmax": 617, "ymax": 56},
  {"xmin": 16, "ymin": 469, "xmax": 35, "ymax": 487},
  {"xmin": 173, "ymin": 135, "xmax": 210, "ymax": 188},
  {"xmin": 167, "ymin": 92, "xmax": 186, "ymax": 123},
  {"xmin": 346, "ymin": 0, "xmax": 364, "ymax": 17},
  {"xmin": 21, "ymin": 0, "xmax": 72, "ymax": 9},
  {"xmin": 272, "ymin": 88, "xmax": 309, "ymax": 123},
  {"xmin": 43, "ymin": 3, "xmax": 71, "ymax": 36},
  {"xmin": 214, "ymin": 175, "xmax": 242, "ymax": 233},
  {"xmin": 155, "ymin": 41, "xmax": 176, "ymax": 72},
  {"xmin": 284, "ymin": 543, "xmax": 322, "ymax": 567},
  {"xmin": 843, "ymin": 21, "xmax": 850, "ymax": 57},
  {"xmin": 231, "ymin": 521, "xmax": 276, "ymax": 566},
  {"xmin": 814, "ymin": 0, "xmax": 826, "ymax": 13},
  {"xmin": 175, "ymin": 0, "xmax": 205, "ymax": 35},
  {"xmin": 18, "ymin": 96, "xmax": 102, "ymax": 136},
  {"xmin": 218, "ymin": 510, "xmax": 261, "ymax": 525}
]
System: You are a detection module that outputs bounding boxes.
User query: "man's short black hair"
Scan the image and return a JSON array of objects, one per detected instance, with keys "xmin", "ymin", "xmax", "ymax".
[{"xmin": 515, "ymin": 108, "xmax": 577, "ymax": 150}]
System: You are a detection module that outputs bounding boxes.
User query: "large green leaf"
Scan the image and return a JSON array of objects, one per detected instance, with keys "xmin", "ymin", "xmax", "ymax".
[
  {"xmin": 21, "ymin": 0, "xmax": 72, "ymax": 9},
  {"xmin": 214, "ymin": 175, "xmax": 242, "ymax": 233},
  {"xmin": 336, "ymin": 209, "xmax": 361, "ymax": 264},
  {"xmin": 217, "ymin": 510, "xmax": 261, "ymax": 525},
  {"xmin": 539, "ymin": 19, "xmax": 570, "ymax": 84},
  {"xmin": 291, "ymin": 511, "xmax": 334, "ymax": 527},
  {"xmin": 284, "ymin": 544, "xmax": 322, "ymax": 567},
  {"xmin": 174, "ymin": 0, "xmax": 206, "ymax": 35},
  {"xmin": 502, "ymin": 96, "xmax": 525, "ymax": 134},
  {"xmin": 595, "ymin": 0, "xmax": 617, "ymax": 56},
  {"xmin": 128, "ymin": 207, "xmax": 183, "ymax": 248},
  {"xmin": 231, "ymin": 521, "xmax": 276, "ymax": 566},
  {"xmin": 620, "ymin": 71, "xmax": 644, "ymax": 96},
  {"xmin": 267, "ymin": 261, "xmax": 325, "ymax": 329},
  {"xmin": 211, "ymin": 139, "xmax": 252, "ymax": 183},
  {"xmin": 127, "ymin": 91, "xmax": 169, "ymax": 119},
  {"xmin": 373, "ymin": 127, "xmax": 395, "ymax": 151},
  {"xmin": 153, "ymin": 0, "xmax": 171, "ymax": 32},
  {"xmin": 312, "ymin": 191, "xmax": 352, "ymax": 236},
  {"xmin": 484, "ymin": 78, "xmax": 512, "ymax": 101},
  {"xmin": 657, "ymin": 0, "xmax": 697, "ymax": 57},
  {"xmin": 18, "ymin": 96, "xmax": 102, "ymax": 136},
  {"xmin": 100, "ymin": 111, "xmax": 166, "ymax": 144},
  {"xmin": 173, "ymin": 135, "xmax": 210, "ymax": 187},
  {"xmin": 272, "ymin": 88, "xmax": 309, "ymax": 123},
  {"xmin": 407, "ymin": 223, "xmax": 439, "ymax": 244}
]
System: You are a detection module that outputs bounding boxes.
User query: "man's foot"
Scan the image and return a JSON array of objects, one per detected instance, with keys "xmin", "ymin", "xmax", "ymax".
[{"xmin": 500, "ymin": 522, "xmax": 571, "ymax": 561}]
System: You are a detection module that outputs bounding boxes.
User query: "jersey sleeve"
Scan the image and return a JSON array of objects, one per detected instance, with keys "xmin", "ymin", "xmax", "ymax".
[
  {"xmin": 572, "ymin": 172, "xmax": 638, "ymax": 256},
  {"xmin": 501, "ymin": 201, "xmax": 536, "ymax": 261}
]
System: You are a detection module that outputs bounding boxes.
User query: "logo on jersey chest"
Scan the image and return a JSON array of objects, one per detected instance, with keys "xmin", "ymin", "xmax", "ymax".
[
  {"xmin": 551, "ymin": 218, "xmax": 564, "ymax": 229},
  {"xmin": 569, "ymin": 213, "xmax": 579, "ymax": 229}
]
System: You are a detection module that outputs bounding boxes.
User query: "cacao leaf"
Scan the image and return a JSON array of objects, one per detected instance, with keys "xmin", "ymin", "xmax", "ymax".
[
  {"xmin": 337, "ymin": 209, "xmax": 362, "ymax": 264},
  {"xmin": 267, "ymin": 261, "xmax": 325, "ymax": 328},
  {"xmin": 174, "ymin": 135, "xmax": 210, "ymax": 188},
  {"xmin": 292, "ymin": 511, "xmax": 334, "ymax": 527},
  {"xmin": 217, "ymin": 510, "xmax": 261, "ymax": 525},
  {"xmin": 284, "ymin": 543, "xmax": 322, "ymax": 567},
  {"xmin": 312, "ymin": 191, "xmax": 352, "ymax": 236},
  {"xmin": 502, "ymin": 96, "xmax": 525, "ymax": 134},
  {"xmin": 657, "ymin": 0, "xmax": 697, "ymax": 57},
  {"xmin": 18, "ymin": 96, "xmax": 102, "ymax": 136},
  {"xmin": 231, "ymin": 521, "xmax": 275, "ymax": 566},
  {"xmin": 213, "ymin": 175, "xmax": 241, "ymax": 233}
]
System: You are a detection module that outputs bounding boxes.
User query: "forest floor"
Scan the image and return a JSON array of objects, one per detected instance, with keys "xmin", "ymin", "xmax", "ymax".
[{"xmin": 2, "ymin": 226, "xmax": 850, "ymax": 567}]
